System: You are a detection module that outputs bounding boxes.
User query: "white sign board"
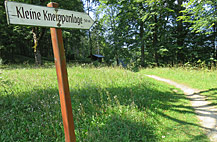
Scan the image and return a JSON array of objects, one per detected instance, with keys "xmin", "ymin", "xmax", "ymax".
[{"xmin": 5, "ymin": 1, "xmax": 94, "ymax": 29}]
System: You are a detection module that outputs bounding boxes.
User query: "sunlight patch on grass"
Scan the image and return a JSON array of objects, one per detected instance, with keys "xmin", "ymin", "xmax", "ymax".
[{"xmin": 140, "ymin": 67, "xmax": 217, "ymax": 107}]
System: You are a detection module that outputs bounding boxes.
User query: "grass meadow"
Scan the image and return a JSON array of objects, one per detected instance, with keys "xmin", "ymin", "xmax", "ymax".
[
  {"xmin": 0, "ymin": 65, "xmax": 210, "ymax": 141},
  {"xmin": 140, "ymin": 68, "xmax": 217, "ymax": 106}
]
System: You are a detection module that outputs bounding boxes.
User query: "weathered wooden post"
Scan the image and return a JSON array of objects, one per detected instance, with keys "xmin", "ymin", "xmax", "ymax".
[{"xmin": 47, "ymin": 2, "xmax": 76, "ymax": 142}]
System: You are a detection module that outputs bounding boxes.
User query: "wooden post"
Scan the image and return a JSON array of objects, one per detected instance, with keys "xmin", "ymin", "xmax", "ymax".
[{"xmin": 47, "ymin": 2, "xmax": 76, "ymax": 142}]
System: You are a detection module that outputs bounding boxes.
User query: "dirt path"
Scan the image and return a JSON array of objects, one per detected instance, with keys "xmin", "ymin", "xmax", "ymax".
[{"xmin": 146, "ymin": 75, "xmax": 217, "ymax": 142}]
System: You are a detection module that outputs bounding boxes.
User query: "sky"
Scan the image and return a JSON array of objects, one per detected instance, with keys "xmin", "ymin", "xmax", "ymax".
[{"xmin": 82, "ymin": 0, "xmax": 97, "ymax": 21}]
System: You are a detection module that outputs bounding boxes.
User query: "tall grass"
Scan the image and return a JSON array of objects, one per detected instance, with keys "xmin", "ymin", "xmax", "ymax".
[{"xmin": 0, "ymin": 65, "xmax": 209, "ymax": 141}]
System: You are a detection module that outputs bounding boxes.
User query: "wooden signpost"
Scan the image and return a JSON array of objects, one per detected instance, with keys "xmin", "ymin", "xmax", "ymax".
[
  {"xmin": 5, "ymin": 1, "xmax": 94, "ymax": 29},
  {"xmin": 5, "ymin": 1, "xmax": 94, "ymax": 142}
]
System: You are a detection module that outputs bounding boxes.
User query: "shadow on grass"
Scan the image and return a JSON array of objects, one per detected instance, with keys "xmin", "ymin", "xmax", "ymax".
[
  {"xmin": 0, "ymin": 79, "xmax": 209, "ymax": 142},
  {"xmin": 199, "ymin": 88, "xmax": 217, "ymax": 94},
  {"xmin": 199, "ymin": 88, "xmax": 217, "ymax": 106},
  {"xmin": 82, "ymin": 112, "xmax": 156, "ymax": 142},
  {"xmin": 184, "ymin": 134, "xmax": 210, "ymax": 142}
]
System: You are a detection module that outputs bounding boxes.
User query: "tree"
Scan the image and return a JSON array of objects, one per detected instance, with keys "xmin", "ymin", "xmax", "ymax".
[
  {"xmin": 178, "ymin": 0, "xmax": 217, "ymax": 65},
  {"xmin": 0, "ymin": 0, "xmax": 85, "ymax": 64}
]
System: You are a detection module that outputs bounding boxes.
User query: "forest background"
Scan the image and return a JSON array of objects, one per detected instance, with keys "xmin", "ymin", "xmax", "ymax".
[{"xmin": 0, "ymin": 0, "xmax": 216, "ymax": 68}]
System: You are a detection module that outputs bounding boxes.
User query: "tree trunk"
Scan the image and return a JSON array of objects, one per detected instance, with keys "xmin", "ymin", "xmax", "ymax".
[
  {"xmin": 140, "ymin": 20, "xmax": 145, "ymax": 67},
  {"xmin": 177, "ymin": 0, "xmax": 185, "ymax": 64},
  {"xmin": 214, "ymin": 5, "xmax": 217, "ymax": 66},
  {"xmin": 89, "ymin": 30, "xmax": 93, "ymax": 56},
  {"xmin": 34, "ymin": 49, "xmax": 42, "ymax": 65},
  {"xmin": 153, "ymin": 15, "xmax": 159, "ymax": 66},
  {"xmin": 32, "ymin": 27, "xmax": 41, "ymax": 66},
  {"xmin": 139, "ymin": 3, "xmax": 145, "ymax": 67},
  {"xmin": 32, "ymin": 27, "xmax": 46, "ymax": 66},
  {"xmin": 116, "ymin": 57, "xmax": 119, "ymax": 66},
  {"xmin": 87, "ymin": 0, "xmax": 93, "ymax": 57},
  {"xmin": 213, "ymin": 23, "xmax": 217, "ymax": 67}
]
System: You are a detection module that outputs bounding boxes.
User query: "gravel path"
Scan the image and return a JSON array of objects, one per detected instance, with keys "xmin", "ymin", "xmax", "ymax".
[{"xmin": 146, "ymin": 75, "xmax": 217, "ymax": 142}]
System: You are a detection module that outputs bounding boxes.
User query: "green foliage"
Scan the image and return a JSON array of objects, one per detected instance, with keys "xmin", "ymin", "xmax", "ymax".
[
  {"xmin": 0, "ymin": 0, "xmax": 216, "ymax": 67},
  {"xmin": 95, "ymin": 0, "xmax": 216, "ymax": 67},
  {"xmin": 178, "ymin": 0, "xmax": 217, "ymax": 33},
  {"xmin": 0, "ymin": 0, "xmax": 86, "ymax": 64}
]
